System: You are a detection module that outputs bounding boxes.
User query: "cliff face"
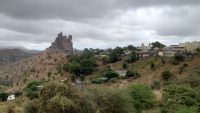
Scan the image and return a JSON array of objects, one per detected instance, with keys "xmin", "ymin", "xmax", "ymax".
[{"xmin": 48, "ymin": 32, "xmax": 73, "ymax": 55}]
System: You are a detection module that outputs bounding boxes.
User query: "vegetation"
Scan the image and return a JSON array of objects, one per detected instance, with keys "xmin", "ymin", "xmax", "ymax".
[
  {"xmin": 109, "ymin": 47, "xmax": 123, "ymax": 63},
  {"xmin": 63, "ymin": 54, "xmax": 97, "ymax": 76},
  {"xmin": 122, "ymin": 61, "xmax": 128, "ymax": 69},
  {"xmin": 102, "ymin": 69, "xmax": 119, "ymax": 80},
  {"xmin": 125, "ymin": 70, "xmax": 140, "ymax": 79},
  {"xmin": 129, "ymin": 84, "xmax": 155, "ymax": 113},
  {"xmin": 24, "ymin": 81, "xmax": 41, "ymax": 100},
  {"xmin": 151, "ymin": 41, "xmax": 166, "ymax": 49},
  {"xmin": 0, "ymin": 93, "xmax": 8, "ymax": 101},
  {"xmin": 162, "ymin": 84, "xmax": 200, "ymax": 113},
  {"xmin": 24, "ymin": 82, "xmax": 136, "ymax": 113},
  {"xmin": 126, "ymin": 52, "xmax": 138, "ymax": 63},
  {"xmin": 161, "ymin": 70, "xmax": 173, "ymax": 81}
]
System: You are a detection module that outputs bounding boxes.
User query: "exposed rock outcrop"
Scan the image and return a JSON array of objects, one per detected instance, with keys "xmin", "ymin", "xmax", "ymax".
[{"xmin": 47, "ymin": 32, "xmax": 73, "ymax": 55}]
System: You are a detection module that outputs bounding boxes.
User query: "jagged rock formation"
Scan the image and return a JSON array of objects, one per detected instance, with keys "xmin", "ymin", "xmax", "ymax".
[{"xmin": 48, "ymin": 32, "xmax": 73, "ymax": 55}]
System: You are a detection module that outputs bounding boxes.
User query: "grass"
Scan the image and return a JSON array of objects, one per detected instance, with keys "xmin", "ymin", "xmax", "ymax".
[{"xmin": 0, "ymin": 97, "xmax": 28, "ymax": 113}]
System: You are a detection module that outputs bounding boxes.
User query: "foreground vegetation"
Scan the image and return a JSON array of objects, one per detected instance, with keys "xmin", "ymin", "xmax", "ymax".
[{"xmin": 1, "ymin": 45, "xmax": 200, "ymax": 113}]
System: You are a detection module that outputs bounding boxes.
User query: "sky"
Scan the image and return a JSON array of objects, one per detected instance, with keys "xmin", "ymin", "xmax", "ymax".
[{"xmin": 0, "ymin": 0, "xmax": 200, "ymax": 50}]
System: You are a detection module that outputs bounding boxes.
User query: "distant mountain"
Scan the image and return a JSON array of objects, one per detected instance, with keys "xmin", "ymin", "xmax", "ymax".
[{"xmin": 0, "ymin": 48, "xmax": 41, "ymax": 62}]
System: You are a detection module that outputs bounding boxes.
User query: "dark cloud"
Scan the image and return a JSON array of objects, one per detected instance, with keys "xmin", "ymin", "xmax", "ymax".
[{"xmin": 0, "ymin": 0, "xmax": 199, "ymax": 50}]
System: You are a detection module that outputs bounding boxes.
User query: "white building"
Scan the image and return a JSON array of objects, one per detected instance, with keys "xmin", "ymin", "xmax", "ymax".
[
  {"xmin": 163, "ymin": 45, "xmax": 185, "ymax": 57},
  {"xmin": 137, "ymin": 43, "xmax": 152, "ymax": 58},
  {"xmin": 179, "ymin": 41, "xmax": 200, "ymax": 52},
  {"xmin": 7, "ymin": 94, "xmax": 15, "ymax": 101}
]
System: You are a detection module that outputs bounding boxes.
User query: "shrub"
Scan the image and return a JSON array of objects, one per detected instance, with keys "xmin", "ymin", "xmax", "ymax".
[
  {"xmin": 175, "ymin": 106, "xmax": 198, "ymax": 113},
  {"xmin": 25, "ymin": 81, "xmax": 41, "ymax": 99},
  {"xmin": 151, "ymin": 80, "xmax": 161, "ymax": 90},
  {"xmin": 122, "ymin": 62, "xmax": 128, "ymax": 69},
  {"xmin": 125, "ymin": 70, "xmax": 140, "ymax": 79},
  {"xmin": 46, "ymin": 95, "xmax": 76, "ymax": 113},
  {"xmin": 92, "ymin": 88, "xmax": 133, "ymax": 113},
  {"xmin": 161, "ymin": 70, "xmax": 173, "ymax": 81},
  {"xmin": 14, "ymin": 91, "xmax": 22, "ymax": 97},
  {"xmin": 127, "ymin": 52, "xmax": 138, "ymax": 63},
  {"xmin": 150, "ymin": 61, "xmax": 155, "ymax": 70},
  {"xmin": 129, "ymin": 84, "xmax": 155, "ymax": 113},
  {"xmin": 39, "ymin": 82, "xmax": 96, "ymax": 113},
  {"xmin": 101, "ymin": 56, "xmax": 109, "ymax": 64},
  {"xmin": 7, "ymin": 106, "xmax": 15, "ymax": 113},
  {"xmin": 163, "ymin": 84, "xmax": 200, "ymax": 111},
  {"xmin": 47, "ymin": 72, "xmax": 52, "ymax": 77},
  {"xmin": 179, "ymin": 63, "xmax": 188, "ymax": 74},
  {"xmin": 24, "ymin": 100, "xmax": 39, "ymax": 113},
  {"xmin": 171, "ymin": 53, "xmax": 185, "ymax": 65},
  {"xmin": 0, "ymin": 92, "xmax": 8, "ymax": 101},
  {"xmin": 91, "ymin": 78, "xmax": 108, "ymax": 84},
  {"xmin": 102, "ymin": 69, "xmax": 119, "ymax": 80}
]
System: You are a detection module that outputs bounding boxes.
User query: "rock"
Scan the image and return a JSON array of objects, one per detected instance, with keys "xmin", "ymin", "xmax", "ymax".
[{"xmin": 48, "ymin": 32, "xmax": 73, "ymax": 55}]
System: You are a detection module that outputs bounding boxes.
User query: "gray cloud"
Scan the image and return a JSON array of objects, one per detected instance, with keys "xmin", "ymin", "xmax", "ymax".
[{"xmin": 0, "ymin": 0, "xmax": 199, "ymax": 50}]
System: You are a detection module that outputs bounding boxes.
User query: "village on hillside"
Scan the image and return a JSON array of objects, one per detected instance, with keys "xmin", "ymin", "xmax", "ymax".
[{"xmin": 74, "ymin": 41, "xmax": 200, "ymax": 59}]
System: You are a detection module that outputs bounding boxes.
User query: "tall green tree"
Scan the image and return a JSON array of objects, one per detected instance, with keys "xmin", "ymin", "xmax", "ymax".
[{"xmin": 151, "ymin": 41, "xmax": 166, "ymax": 49}]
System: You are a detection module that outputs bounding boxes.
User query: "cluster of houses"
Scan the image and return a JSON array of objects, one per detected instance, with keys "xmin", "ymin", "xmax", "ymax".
[
  {"xmin": 73, "ymin": 41, "xmax": 200, "ymax": 59},
  {"xmin": 136, "ymin": 41, "xmax": 200, "ymax": 58}
]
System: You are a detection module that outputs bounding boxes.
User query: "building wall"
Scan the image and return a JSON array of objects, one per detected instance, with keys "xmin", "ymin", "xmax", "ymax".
[{"xmin": 179, "ymin": 41, "xmax": 200, "ymax": 52}]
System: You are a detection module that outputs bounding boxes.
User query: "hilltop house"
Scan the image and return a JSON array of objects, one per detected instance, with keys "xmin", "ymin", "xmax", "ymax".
[
  {"xmin": 159, "ymin": 45, "xmax": 185, "ymax": 57},
  {"xmin": 179, "ymin": 41, "xmax": 200, "ymax": 52},
  {"xmin": 137, "ymin": 43, "xmax": 152, "ymax": 58}
]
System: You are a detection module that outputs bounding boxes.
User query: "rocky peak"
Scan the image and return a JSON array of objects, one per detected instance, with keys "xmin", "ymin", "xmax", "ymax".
[{"xmin": 48, "ymin": 32, "xmax": 73, "ymax": 55}]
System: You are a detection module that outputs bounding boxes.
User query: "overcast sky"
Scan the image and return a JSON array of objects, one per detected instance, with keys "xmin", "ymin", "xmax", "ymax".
[{"xmin": 0, "ymin": 0, "xmax": 200, "ymax": 50}]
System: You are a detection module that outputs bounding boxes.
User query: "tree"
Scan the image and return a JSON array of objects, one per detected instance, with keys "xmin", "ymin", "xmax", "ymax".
[
  {"xmin": 129, "ymin": 84, "xmax": 155, "ymax": 113},
  {"xmin": 151, "ymin": 41, "xmax": 166, "ymax": 49},
  {"xmin": 109, "ymin": 51, "xmax": 119, "ymax": 63},
  {"xmin": 127, "ymin": 45, "xmax": 136, "ymax": 51},
  {"xmin": 80, "ymin": 59, "xmax": 97, "ymax": 75},
  {"xmin": 127, "ymin": 52, "xmax": 138, "ymax": 63}
]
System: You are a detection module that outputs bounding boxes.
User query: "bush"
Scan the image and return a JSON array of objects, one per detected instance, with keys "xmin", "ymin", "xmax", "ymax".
[
  {"xmin": 171, "ymin": 53, "xmax": 185, "ymax": 65},
  {"xmin": 47, "ymin": 95, "xmax": 76, "ymax": 113},
  {"xmin": 0, "ymin": 92, "xmax": 8, "ymax": 101},
  {"xmin": 7, "ymin": 106, "xmax": 15, "ymax": 113},
  {"xmin": 127, "ymin": 52, "xmax": 138, "ymax": 63},
  {"xmin": 39, "ymin": 82, "xmax": 96, "ymax": 113},
  {"xmin": 91, "ymin": 77, "xmax": 108, "ymax": 84},
  {"xmin": 92, "ymin": 88, "xmax": 133, "ymax": 113},
  {"xmin": 163, "ymin": 84, "xmax": 200, "ymax": 112},
  {"xmin": 150, "ymin": 61, "xmax": 155, "ymax": 70},
  {"xmin": 24, "ymin": 100, "xmax": 39, "ymax": 113},
  {"xmin": 102, "ymin": 69, "xmax": 119, "ymax": 80},
  {"xmin": 25, "ymin": 81, "xmax": 41, "ymax": 99},
  {"xmin": 129, "ymin": 84, "xmax": 155, "ymax": 113},
  {"xmin": 179, "ymin": 63, "xmax": 188, "ymax": 74},
  {"xmin": 175, "ymin": 106, "xmax": 198, "ymax": 113},
  {"xmin": 161, "ymin": 70, "xmax": 173, "ymax": 81},
  {"xmin": 14, "ymin": 91, "xmax": 22, "ymax": 97},
  {"xmin": 125, "ymin": 70, "xmax": 140, "ymax": 79},
  {"xmin": 101, "ymin": 56, "xmax": 109, "ymax": 64},
  {"xmin": 151, "ymin": 80, "xmax": 161, "ymax": 90},
  {"xmin": 122, "ymin": 62, "xmax": 128, "ymax": 69}
]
